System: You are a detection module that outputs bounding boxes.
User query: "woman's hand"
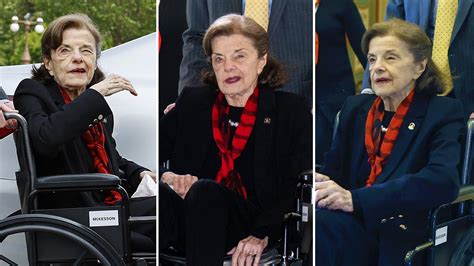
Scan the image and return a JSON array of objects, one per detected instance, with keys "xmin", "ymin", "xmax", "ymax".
[
  {"xmin": 314, "ymin": 179, "xmax": 353, "ymax": 212},
  {"xmin": 0, "ymin": 101, "xmax": 18, "ymax": 129},
  {"xmin": 139, "ymin": 170, "xmax": 157, "ymax": 182},
  {"xmin": 163, "ymin": 102, "xmax": 176, "ymax": 114},
  {"xmin": 228, "ymin": 235, "xmax": 268, "ymax": 266},
  {"xmin": 91, "ymin": 74, "xmax": 137, "ymax": 97},
  {"xmin": 315, "ymin": 172, "xmax": 330, "ymax": 182},
  {"xmin": 161, "ymin": 171, "xmax": 198, "ymax": 198}
]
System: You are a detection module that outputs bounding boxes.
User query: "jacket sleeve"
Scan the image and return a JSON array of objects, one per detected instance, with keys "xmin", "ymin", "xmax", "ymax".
[
  {"xmin": 13, "ymin": 79, "xmax": 112, "ymax": 157},
  {"xmin": 159, "ymin": 86, "xmax": 191, "ymax": 177},
  {"xmin": 178, "ymin": 0, "xmax": 210, "ymax": 93},
  {"xmin": 319, "ymin": 97, "xmax": 355, "ymax": 185},
  {"xmin": 352, "ymin": 101, "xmax": 463, "ymax": 231},
  {"xmin": 342, "ymin": 0, "xmax": 367, "ymax": 67}
]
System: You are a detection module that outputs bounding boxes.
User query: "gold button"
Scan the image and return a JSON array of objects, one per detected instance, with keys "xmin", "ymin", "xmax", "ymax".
[
  {"xmin": 399, "ymin": 224, "xmax": 407, "ymax": 230},
  {"xmin": 98, "ymin": 114, "xmax": 104, "ymax": 120}
]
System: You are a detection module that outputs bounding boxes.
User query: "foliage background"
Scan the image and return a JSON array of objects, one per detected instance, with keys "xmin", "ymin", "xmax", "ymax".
[{"xmin": 0, "ymin": 0, "xmax": 156, "ymax": 66}]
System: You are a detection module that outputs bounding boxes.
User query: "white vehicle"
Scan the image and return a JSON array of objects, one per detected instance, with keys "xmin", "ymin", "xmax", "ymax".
[{"xmin": 0, "ymin": 33, "xmax": 157, "ymax": 264}]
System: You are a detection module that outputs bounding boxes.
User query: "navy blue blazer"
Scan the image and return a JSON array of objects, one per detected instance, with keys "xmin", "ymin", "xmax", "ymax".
[
  {"xmin": 321, "ymin": 93, "xmax": 463, "ymax": 261},
  {"xmin": 363, "ymin": 0, "xmax": 474, "ymax": 117},
  {"xmin": 178, "ymin": 0, "xmax": 313, "ymax": 102},
  {"xmin": 160, "ymin": 85, "xmax": 312, "ymax": 241}
]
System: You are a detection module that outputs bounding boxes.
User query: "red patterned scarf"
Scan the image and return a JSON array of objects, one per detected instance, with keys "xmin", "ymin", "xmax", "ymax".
[
  {"xmin": 364, "ymin": 89, "xmax": 415, "ymax": 186},
  {"xmin": 212, "ymin": 87, "xmax": 260, "ymax": 199},
  {"xmin": 58, "ymin": 87, "xmax": 121, "ymax": 204}
]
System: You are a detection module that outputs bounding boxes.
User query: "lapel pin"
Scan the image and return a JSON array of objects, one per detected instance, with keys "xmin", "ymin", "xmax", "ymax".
[
  {"xmin": 264, "ymin": 117, "xmax": 271, "ymax": 124},
  {"xmin": 408, "ymin": 122, "xmax": 415, "ymax": 130}
]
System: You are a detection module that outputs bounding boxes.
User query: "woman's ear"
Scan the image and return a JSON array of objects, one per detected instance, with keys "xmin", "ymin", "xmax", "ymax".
[
  {"xmin": 414, "ymin": 58, "xmax": 428, "ymax": 80},
  {"xmin": 258, "ymin": 54, "xmax": 268, "ymax": 75},
  {"xmin": 44, "ymin": 58, "xmax": 54, "ymax": 76}
]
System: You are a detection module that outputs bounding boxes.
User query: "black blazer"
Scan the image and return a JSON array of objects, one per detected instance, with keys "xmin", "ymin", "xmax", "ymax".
[
  {"xmin": 160, "ymin": 85, "xmax": 312, "ymax": 240},
  {"xmin": 321, "ymin": 93, "xmax": 464, "ymax": 264},
  {"xmin": 14, "ymin": 79, "xmax": 147, "ymax": 205}
]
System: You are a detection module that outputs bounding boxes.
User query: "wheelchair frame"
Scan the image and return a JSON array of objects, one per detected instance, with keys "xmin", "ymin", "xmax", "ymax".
[
  {"xmin": 0, "ymin": 112, "xmax": 156, "ymax": 265},
  {"xmin": 404, "ymin": 116, "xmax": 474, "ymax": 266}
]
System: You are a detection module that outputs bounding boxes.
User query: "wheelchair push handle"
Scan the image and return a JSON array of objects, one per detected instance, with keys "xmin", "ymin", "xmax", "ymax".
[
  {"xmin": 298, "ymin": 169, "xmax": 313, "ymax": 184},
  {"xmin": 3, "ymin": 112, "xmax": 25, "ymax": 127}
]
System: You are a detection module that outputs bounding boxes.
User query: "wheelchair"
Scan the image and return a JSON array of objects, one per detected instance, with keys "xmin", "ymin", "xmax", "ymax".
[
  {"xmin": 0, "ymin": 112, "xmax": 156, "ymax": 265},
  {"xmin": 159, "ymin": 170, "xmax": 313, "ymax": 266},
  {"xmin": 404, "ymin": 115, "xmax": 474, "ymax": 266}
]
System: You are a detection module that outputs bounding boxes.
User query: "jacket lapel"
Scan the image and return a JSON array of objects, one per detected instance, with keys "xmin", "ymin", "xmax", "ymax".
[
  {"xmin": 253, "ymin": 88, "xmax": 275, "ymax": 187},
  {"xmin": 268, "ymin": 0, "xmax": 287, "ymax": 37},
  {"xmin": 451, "ymin": 0, "xmax": 473, "ymax": 44},
  {"xmin": 375, "ymin": 94, "xmax": 429, "ymax": 184}
]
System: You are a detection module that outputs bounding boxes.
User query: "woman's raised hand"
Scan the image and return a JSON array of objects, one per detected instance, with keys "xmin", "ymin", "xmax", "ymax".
[{"xmin": 91, "ymin": 74, "xmax": 137, "ymax": 97}]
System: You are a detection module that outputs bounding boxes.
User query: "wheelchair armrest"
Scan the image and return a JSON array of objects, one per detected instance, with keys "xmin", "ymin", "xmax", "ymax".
[
  {"xmin": 284, "ymin": 212, "xmax": 302, "ymax": 223},
  {"xmin": 451, "ymin": 185, "xmax": 474, "ymax": 204},
  {"xmin": 404, "ymin": 241, "xmax": 434, "ymax": 266},
  {"xmin": 129, "ymin": 215, "xmax": 156, "ymax": 224},
  {"xmin": 36, "ymin": 173, "xmax": 121, "ymax": 190}
]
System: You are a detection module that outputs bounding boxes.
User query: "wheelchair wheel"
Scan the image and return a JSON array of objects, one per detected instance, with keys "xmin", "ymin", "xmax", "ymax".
[{"xmin": 449, "ymin": 226, "xmax": 474, "ymax": 266}]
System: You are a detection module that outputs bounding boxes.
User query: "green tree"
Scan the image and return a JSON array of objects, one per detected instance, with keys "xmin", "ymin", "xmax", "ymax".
[{"xmin": 0, "ymin": 0, "xmax": 156, "ymax": 66}]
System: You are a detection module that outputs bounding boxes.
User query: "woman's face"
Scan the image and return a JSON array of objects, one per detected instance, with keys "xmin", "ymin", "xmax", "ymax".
[
  {"xmin": 211, "ymin": 34, "xmax": 267, "ymax": 97},
  {"xmin": 44, "ymin": 28, "xmax": 97, "ymax": 91},
  {"xmin": 368, "ymin": 35, "xmax": 426, "ymax": 99}
]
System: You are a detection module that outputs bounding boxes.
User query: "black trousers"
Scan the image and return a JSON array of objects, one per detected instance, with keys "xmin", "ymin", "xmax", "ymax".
[
  {"xmin": 316, "ymin": 209, "xmax": 378, "ymax": 266},
  {"xmin": 159, "ymin": 179, "xmax": 258, "ymax": 266},
  {"xmin": 316, "ymin": 208, "xmax": 429, "ymax": 265}
]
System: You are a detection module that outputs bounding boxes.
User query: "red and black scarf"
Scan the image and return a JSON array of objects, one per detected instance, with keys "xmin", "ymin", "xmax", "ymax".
[
  {"xmin": 212, "ymin": 87, "xmax": 260, "ymax": 199},
  {"xmin": 59, "ymin": 87, "xmax": 121, "ymax": 204},
  {"xmin": 364, "ymin": 89, "xmax": 415, "ymax": 186}
]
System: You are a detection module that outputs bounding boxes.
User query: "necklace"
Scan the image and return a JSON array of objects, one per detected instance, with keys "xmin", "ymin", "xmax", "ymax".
[
  {"xmin": 381, "ymin": 125, "xmax": 388, "ymax": 133},
  {"xmin": 228, "ymin": 119, "xmax": 239, "ymax": 127}
]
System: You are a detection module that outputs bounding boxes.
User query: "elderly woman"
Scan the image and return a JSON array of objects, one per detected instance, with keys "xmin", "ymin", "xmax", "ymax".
[
  {"xmin": 315, "ymin": 19, "xmax": 464, "ymax": 265},
  {"xmin": 13, "ymin": 14, "xmax": 156, "ymax": 248},
  {"xmin": 159, "ymin": 14, "xmax": 312, "ymax": 265}
]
